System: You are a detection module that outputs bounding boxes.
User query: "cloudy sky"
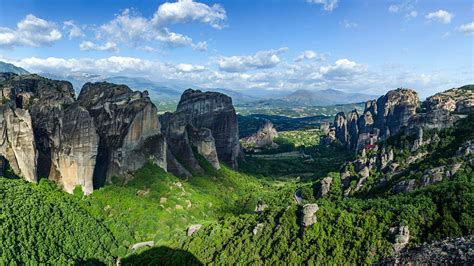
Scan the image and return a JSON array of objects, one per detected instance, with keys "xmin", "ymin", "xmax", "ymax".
[{"xmin": 0, "ymin": 0, "xmax": 472, "ymax": 97}]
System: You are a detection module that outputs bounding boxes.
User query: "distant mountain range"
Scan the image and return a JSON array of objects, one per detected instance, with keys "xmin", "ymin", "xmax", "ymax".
[
  {"xmin": 238, "ymin": 89, "xmax": 378, "ymax": 107},
  {"xmin": 0, "ymin": 61, "xmax": 29, "ymax": 75}
]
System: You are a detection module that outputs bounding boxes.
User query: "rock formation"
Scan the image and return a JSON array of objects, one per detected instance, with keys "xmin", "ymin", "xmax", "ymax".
[
  {"xmin": 316, "ymin": 177, "xmax": 332, "ymax": 198},
  {"xmin": 176, "ymin": 89, "xmax": 240, "ymax": 168},
  {"xmin": 77, "ymin": 82, "xmax": 166, "ymax": 188},
  {"xmin": 161, "ymin": 89, "xmax": 240, "ymax": 177},
  {"xmin": 241, "ymin": 119, "xmax": 279, "ymax": 150},
  {"xmin": 379, "ymin": 235, "xmax": 474, "ymax": 265},
  {"xmin": 0, "ymin": 105, "xmax": 37, "ymax": 182},
  {"xmin": 322, "ymin": 87, "xmax": 471, "ymax": 151},
  {"xmin": 424, "ymin": 85, "xmax": 474, "ymax": 113},
  {"xmin": 187, "ymin": 224, "xmax": 203, "ymax": 236},
  {"xmin": 0, "ymin": 73, "xmax": 168, "ymax": 194},
  {"xmin": 301, "ymin": 204, "xmax": 319, "ymax": 227}
]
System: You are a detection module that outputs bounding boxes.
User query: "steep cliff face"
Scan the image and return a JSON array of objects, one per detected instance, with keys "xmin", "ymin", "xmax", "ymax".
[
  {"xmin": 77, "ymin": 82, "xmax": 166, "ymax": 187},
  {"xmin": 0, "ymin": 105, "xmax": 37, "ymax": 182},
  {"xmin": 374, "ymin": 89, "xmax": 419, "ymax": 140},
  {"xmin": 325, "ymin": 89, "xmax": 421, "ymax": 150},
  {"xmin": 176, "ymin": 89, "xmax": 240, "ymax": 168},
  {"xmin": 0, "ymin": 74, "xmax": 168, "ymax": 193}
]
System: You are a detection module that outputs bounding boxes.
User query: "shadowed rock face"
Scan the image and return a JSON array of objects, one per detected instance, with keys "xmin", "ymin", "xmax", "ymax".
[
  {"xmin": 77, "ymin": 82, "xmax": 165, "ymax": 188},
  {"xmin": 176, "ymin": 89, "xmax": 240, "ymax": 168}
]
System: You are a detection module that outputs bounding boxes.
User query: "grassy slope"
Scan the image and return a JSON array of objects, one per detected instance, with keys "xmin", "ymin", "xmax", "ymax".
[{"xmin": 80, "ymin": 162, "xmax": 300, "ymax": 258}]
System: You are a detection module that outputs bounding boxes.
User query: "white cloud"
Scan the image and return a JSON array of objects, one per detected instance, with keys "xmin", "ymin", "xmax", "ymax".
[
  {"xmin": 341, "ymin": 20, "xmax": 358, "ymax": 28},
  {"xmin": 306, "ymin": 0, "xmax": 338, "ymax": 11},
  {"xmin": 294, "ymin": 50, "xmax": 320, "ymax": 62},
  {"xmin": 425, "ymin": 10, "xmax": 453, "ymax": 24},
  {"xmin": 457, "ymin": 22, "xmax": 474, "ymax": 35},
  {"xmin": 388, "ymin": 5, "xmax": 400, "ymax": 13},
  {"xmin": 3, "ymin": 55, "xmax": 468, "ymax": 97},
  {"xmin": 93, "ymin": 3, "xmax": 223, "ymax": 51},
  {"xmin": 217, "ymin": 47, "xmax": 289, "ymax": 72},
  {"xmin": 406, "ymin": 11, "xmax": 417, "ymax": 18},
  {"xmin": 176, "ymin": 63, "xmax": 206, "ymax": 72},
  {"xmin": 79, "ymin": 41, "xmax": 118, "ymax": 52},
  {"xmin": 152, "ymin": 0, "xmax": 226, "ymax": 29},
  {"xmin": 192, "ymin": 41, "xmax": 208, "ymax": 51},
  {"xmin": 0, "ymin": 14, "xmax": 62, "ymax": 48},
  {"xmin": 63, "ymin": 21, "xmax": 84, "ymax": 39},
  {"xmin": 319, "ymin": 59, "xmax": 366, "ymax": 80}
]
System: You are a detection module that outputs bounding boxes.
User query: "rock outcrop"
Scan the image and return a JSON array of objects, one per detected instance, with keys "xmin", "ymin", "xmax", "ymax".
[
  {"xmin": 161, "ymin": 89, "xmax": 240, "ymax": 177},
  {"xmin": 379, "ymin": 235, "xmax": 474, "ymax": 265},
  {"xmin": 0, "ymin": 105, "xmax": 37, "ymax": 182},
  {"xmin": 316, "ymin": 177, "xmax": 332, "ymax": 198},
  {"xmin": 0, "ymin": 73, "xmax": 168, "ymax": 194},
  {"xmin": 301, "ymin": 204, "xmax": 319, "ymax": 227},
  {"xmin": 176, "ymin": 89, "xmax": 240, "ymax": 168},
  {"xmin": 323, "ymin": 87, "xmax": 472, "ymax": 151},
  {"xmin": 326, "ymin": 89, "xmax": 419, "ymax": 150},
  {"xmin": 77, "ymin": 82, "xmax": 166, "ymax": 188},
  {"xmin": 187, "ymin": 224, "xmax": 203, "ymax": 236},
  {"xmin": 241, "ymin": 120, "xmax": 278, "ymax": 150},
  {"xmin": 424, "ymin": 85, "xmax": 474, "ymax": 113}
]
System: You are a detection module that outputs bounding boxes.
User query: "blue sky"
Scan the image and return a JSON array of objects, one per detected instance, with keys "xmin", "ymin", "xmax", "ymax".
[{"xmin": 0, "ymin": 0, "xmax": 472, "ymax": 97}]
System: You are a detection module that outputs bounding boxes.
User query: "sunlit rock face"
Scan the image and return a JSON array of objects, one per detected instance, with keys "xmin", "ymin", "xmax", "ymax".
[
  {"xmin": 0, "ymin": 105, "xmax": 37, "ymax": 182},
  {"xmin": 0, "ymin": 74, "xmax": 168, "ymax": 194},
  {"xmin": 77, "ymin": 82, "xmax": 166, "ymax": 188}
]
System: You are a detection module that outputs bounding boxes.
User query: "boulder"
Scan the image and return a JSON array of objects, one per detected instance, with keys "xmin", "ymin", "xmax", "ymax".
[
  {"xmin": 187, "ymin": 224, "xmax": 203, "ymax": 236},
  {"xmin": 301, "ymin": 204, "xmax": 319, "ymax": 227},
  {"xmin": 390, "ymin": 225, "xmax": 410, "ymax": 253},
  {"xmin": 316, "ymin": 177, "xmax": 332, "ymax": 198}
]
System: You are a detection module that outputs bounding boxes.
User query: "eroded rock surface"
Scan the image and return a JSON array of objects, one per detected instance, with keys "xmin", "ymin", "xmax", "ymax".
[{"xmin": 301, "ymin": 204, "xmax": 319, "ymax": 227}]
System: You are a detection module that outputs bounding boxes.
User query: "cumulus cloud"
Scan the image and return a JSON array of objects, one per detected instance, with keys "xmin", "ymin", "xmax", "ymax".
[
  {"xmin": 63, "ymin": 21, "xmax": 84, "ymax": 39},
  {"xmin": 294, "ymin": 50, "xmax": 320, "ymax": 62},
  {"xmin": 3, "ymin": 55, "xmax": 467, "ymax": 97},
  {"xmin": 425, "ymin": 10, "xmax": 453, "ymax": 24},
  {"xmin": 457, "ymin": 22, "xmax": 474, "ymax": 35},
  {"xmin": 176, "ymin": 63, "xmax": 206, "ymax": 72},
  {"xmin": 319, "ymin": 59, "xmax": 366, "ymax": 80},
  {"xmin": 79, "ymin": 41, "xmax": 118, "ymax": 52},
  {"xmin": 0, "ymin": 14, "xmax": 62, "ymax": 48},
  {"xmin": 217, "ymin": 47, "xmax": 289, "ymax": 72},
  {"xmin": 93, "ymin": 2, "xmax": 224, "ymax": 51},
  {"xmin": 152, "ymin": 0, "xmax": 226, "ymax": 29},
  {"xmin": 306, "ymin": 0, "xmax": 338, "ymax": 11}
]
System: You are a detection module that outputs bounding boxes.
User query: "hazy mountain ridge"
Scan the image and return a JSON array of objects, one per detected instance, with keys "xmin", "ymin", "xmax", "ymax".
[{"xmin": 0, "ymin": 61, "xmax": 29, "ymax": 75}]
